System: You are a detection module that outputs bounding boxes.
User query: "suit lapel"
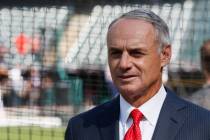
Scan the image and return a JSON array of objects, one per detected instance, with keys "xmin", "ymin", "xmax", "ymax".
[
  {"xmin": 98, "ymin": 96, "xmax": 120, "ymax": 140},
  {"xmin": 97, "ymin": 89, "xmax": 188, "ymax": 140},
  {"xmin": 152, "ymin": 88, "xmax": 187, "ymax": 140}
]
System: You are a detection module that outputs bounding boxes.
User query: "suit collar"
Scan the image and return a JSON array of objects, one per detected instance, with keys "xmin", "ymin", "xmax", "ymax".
[
  {"xmin": 97, "ymin": 87, "xmax": 188, "ymax": 140},
  {"xmin": 152, "ymin": 88, "xmax": 187, "ymax": 140}
]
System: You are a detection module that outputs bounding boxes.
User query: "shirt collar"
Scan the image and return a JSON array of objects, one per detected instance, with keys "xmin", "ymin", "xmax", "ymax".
[{"xmin": 120, "ymin": 84, "xmax": 167, "ymax": 126}]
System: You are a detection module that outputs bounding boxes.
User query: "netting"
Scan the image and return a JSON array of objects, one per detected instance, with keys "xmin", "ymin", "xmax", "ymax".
[{"xmin": 0, "ymin": 0, "xmax": 210, "ymax": 139}]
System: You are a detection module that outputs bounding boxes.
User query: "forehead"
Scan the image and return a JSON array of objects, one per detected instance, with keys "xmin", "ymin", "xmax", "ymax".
[{"xmin": 107, "ymin": 18, "xmax": 156, "ymax": 42}]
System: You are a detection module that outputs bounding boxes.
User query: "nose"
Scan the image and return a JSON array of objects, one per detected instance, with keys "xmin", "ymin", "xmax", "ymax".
[{"xmin": 119, "ymin": 52, "xmax": 132, "ymax": 71}]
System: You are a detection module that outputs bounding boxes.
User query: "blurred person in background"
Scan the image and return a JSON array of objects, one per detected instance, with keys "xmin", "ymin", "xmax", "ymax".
[
  {"xmin": 0, "ymin": 64, "xmax": 8, "ymax": 118},
  {"xmin": 28, "ymin": 66, "xmax": 41, "ymax": 106},
  {"xmin": 40, "ymin": 72, "xmax": 56, "ymax": 106},
  {"xmin": 65, "ymin": 9, "xmax": 210, "ymax": 140},
  {"xmin": 39, "ymin": 71, "xmax": 56, "ymax": 116},
  {"xmin": 0, "ymin": 42, "xmax": 9, "ymax": 108},
  {"xmin": 189, "ymin": 39, "xmax": 210, "ymax": 110},
  {"xmin": 20, "ymin": 65, "xmax": 41, "ymax": 106},
  {"xmin": 8, "ymin": 64, "xmax": 24, "ymax": 106}
]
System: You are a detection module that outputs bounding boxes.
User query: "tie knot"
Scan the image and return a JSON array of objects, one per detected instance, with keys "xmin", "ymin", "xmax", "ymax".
[{"xmin": 130, "ymin": 109, "xmax": 143, "ymax": 124}]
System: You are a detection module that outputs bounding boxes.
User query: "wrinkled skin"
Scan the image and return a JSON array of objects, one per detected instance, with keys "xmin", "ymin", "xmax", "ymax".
[{"xmin": 107, "ymin": 18, "xmax": 171, "ymax": 107}]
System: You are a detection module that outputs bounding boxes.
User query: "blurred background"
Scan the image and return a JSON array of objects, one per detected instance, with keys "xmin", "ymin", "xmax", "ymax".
[{"xmin": 0, "ymin": 0, "xmax": 210, "ymax": 139}]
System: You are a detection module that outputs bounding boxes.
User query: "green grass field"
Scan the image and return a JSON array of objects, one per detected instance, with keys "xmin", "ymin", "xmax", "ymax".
[{"xmin": 0, "ymin": 126, "xmax": 65, "ymax": 140}]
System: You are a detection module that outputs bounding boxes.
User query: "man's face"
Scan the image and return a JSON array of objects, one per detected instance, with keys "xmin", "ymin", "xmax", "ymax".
[{"xmin": 107, "ymin": 18, "xmax": 171, "ymax": 105}]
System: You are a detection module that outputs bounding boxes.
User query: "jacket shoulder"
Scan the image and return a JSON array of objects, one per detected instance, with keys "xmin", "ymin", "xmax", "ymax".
[
  {"xmin": 65, "ymin": 97, "xmax": 119, "ymax": 140},
  {"xmin": 166, "ymin": 87, "xmax": 210, "ymax": 121},
  {"xmin": 68, "ymin": 96, "xmax": 119, "ymax": 125}
]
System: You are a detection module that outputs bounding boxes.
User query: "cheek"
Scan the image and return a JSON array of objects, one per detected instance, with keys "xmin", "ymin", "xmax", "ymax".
[
  {"xmin": 108, "ymin": 63, "xmax": 118, "ymax": 79},
  {"xmin": 145, "ymin": 59, "xmax": 162, "ymax": 78},
  {"xmin": 109, "ymin": 59, "xmax": 119, "ymax": 71},
  {"xmin": 135, "ymin": 57, "xmax": 161, "ymax": 74},
  {"xmin": 134, "ymin": 59, "xmax": 146, "ymax": 72},
  {"xmin": 108, "ymin": 58, "xmax": 114, "ymax": 69}
]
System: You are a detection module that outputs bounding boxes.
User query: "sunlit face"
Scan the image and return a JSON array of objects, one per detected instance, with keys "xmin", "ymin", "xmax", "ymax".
[{"xmin": 107, "ymin": 18, "xmax": 171, "ymax": 105}]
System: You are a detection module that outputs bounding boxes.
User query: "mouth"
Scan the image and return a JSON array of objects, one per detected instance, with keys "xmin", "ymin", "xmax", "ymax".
[{"xmin": 118, "ymin": 75, "xmax": 137, "ymax": 82}]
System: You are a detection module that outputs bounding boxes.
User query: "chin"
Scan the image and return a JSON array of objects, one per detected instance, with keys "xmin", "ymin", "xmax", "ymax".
[
  {"xmin": 120, "ymin": 84, "xmax": 146, "ymax": 94},
  {"xmin": 119, "ymin": 87, "xmax": 137, "ymax": 95},
  {"xmin": 120, "ymin": 89, "xmax": 143, "ymax": 104}
]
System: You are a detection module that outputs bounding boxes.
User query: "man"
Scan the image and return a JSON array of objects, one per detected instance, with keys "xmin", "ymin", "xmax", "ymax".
[
  {"xmin": 0, "ymin": 64, "xmax": 7, "ymax": 118},
  {"xmin": 65, "ymin": 9, "xmax": 210, "ymax": 140},
  {"xmin": 190, "ymin": 39, "xmax": 210, "ymax": 110}
]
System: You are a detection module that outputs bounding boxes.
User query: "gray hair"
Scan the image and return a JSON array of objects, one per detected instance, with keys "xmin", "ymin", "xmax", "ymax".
[{"xmin": 108, "ymin": 9, "xmax": 171, "ymax": 50}]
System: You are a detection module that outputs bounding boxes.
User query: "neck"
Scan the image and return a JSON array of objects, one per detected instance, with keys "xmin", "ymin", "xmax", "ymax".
[{"xmin": 130, "ymin": 79, "xmax": 162, "ymax": 108}]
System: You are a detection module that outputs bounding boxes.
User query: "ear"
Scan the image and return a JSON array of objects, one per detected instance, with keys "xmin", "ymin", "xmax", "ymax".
[{"xmin": 160, "ymin": 45, "xmax": 171, "ymax": 67}]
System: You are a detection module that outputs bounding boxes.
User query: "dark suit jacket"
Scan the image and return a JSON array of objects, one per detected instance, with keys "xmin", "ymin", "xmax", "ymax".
[{"xmin": 65, "ymin": 88, "xmax": 210, "ymax": 140}]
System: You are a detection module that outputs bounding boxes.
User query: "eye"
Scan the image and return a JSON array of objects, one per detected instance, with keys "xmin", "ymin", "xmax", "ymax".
[
  {"xmin": 109, "ymin": 49, "xmax": 122, "ymax": 58},
  {"xmin": 130, "ymin": 50, "xmax": 145, "ymax": 57}
]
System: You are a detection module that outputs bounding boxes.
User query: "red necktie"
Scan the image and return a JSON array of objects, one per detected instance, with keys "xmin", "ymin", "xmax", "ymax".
[{"xmin": 124, "ymin": 109, "xmax": 143, "ymax": 140}]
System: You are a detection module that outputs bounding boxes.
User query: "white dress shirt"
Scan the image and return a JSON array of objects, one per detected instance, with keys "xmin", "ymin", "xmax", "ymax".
[{"xmin": 119, "ymin": 84, "xmax": 167, "ymax": 140}]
